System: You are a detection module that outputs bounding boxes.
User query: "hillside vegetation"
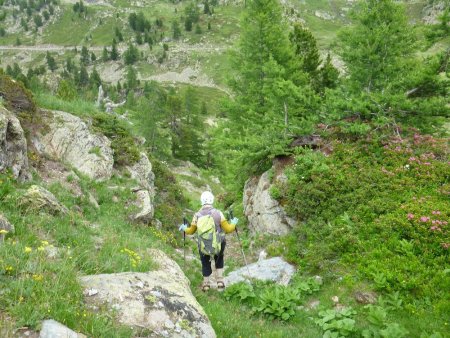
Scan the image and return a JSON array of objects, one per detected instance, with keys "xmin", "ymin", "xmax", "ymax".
[{"xmin": 1, "ymin": 0, "xmax": 449, "ymax": 337}]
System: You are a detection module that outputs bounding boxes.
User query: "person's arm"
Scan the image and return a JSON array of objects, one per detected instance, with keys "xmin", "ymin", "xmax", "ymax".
[
  {"xmin": 185, "ymin": 215, "xmax": 198, "ymax": 235},
  {"xmin": 219, "ymin": 211, "xmax": 236, "ymax": 234}
]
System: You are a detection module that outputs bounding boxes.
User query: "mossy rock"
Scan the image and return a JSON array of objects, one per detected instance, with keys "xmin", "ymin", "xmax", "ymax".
[{"xmin": 0, "ymin": 74, "xmax": 36, "ymax": 114}]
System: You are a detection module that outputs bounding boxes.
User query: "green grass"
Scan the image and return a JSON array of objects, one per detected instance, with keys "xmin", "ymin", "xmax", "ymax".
[
  {"xmin": 193, "ymin": 50, "xmax": 234, "ymax": 87},
  {"xmin": 35, "ymin": 92, "xmax": 100, "ymax": 118},
  {"xmin": 89, "ymin": 15, "xmax": 121, "ymax": 46},
  {"xmin": 42, "ymin": 6, "xmax": 94, "ymax": 45},
  {"xmin": 0, "ymin": 168, "xmax": 166, "ymax": 336}
]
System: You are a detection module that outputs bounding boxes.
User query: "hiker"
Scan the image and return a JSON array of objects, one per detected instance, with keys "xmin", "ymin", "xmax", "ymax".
[{"xmin": 179, "ymin": 191, "xmax": 238, "ymax": 291}]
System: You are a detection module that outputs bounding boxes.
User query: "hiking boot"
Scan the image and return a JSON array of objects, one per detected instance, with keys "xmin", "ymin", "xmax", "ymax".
[
  {"xmin": 201, "ymin": 276, "xmax": 210, "ymax": 292},
  {"xmin": 216, "ymin": 268, "xmax": 225, "ymax": 291}
]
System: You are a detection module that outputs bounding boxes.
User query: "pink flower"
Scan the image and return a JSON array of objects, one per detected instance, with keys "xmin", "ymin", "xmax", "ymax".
[
  {"xmin": 432, "ymin": 210, "xmax": 441, "ymax": 215},
  {"xmin": 441, "ymin": 243, "xmax": 450, "ymax": 250},
  {"xmin": 443, "ymin": 221, "xmax": 448, "ymax": 225},
  {"xmin": 423, "ymin": 162, "xmax": 431, "ymax": 166},
  {"xmin": 430, "ymin": 226, "xmax": 441, "ymax": 231},
  {"xmin": 407, "ymin": 213, "xmax": 415, "ymax": 220},
  {"xmin": 409, "ymin": 157, "xmax": 416, "ymax": 162},
  {"xmin": 420, "ymin": 216, "xmax": 430, "ymax": 223}
]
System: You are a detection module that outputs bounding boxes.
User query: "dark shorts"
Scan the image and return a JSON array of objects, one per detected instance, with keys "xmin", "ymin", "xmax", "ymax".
[{"xmin": 199, "ymin": 240, "xmax": 226, "ymax": 277}]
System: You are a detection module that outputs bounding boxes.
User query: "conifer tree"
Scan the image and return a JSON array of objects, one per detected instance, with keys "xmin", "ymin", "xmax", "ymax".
[
  {"xmin": 110, "ymin": 39, "xmax": 119, "ymax": 60},
  {"xmin": 102, "ymin": 47, "xmax": 109, "ymax": 62},
  {"xmin": 338, "ymin": 0, "xmax": 415, "ymax": 93},
  {"xmin": 80, "ymin": 46, "xmax": 89, "ymax": 65},
  {"xmin": 46, "ymin": 52, "xmax": 57, "ymax": 71}
]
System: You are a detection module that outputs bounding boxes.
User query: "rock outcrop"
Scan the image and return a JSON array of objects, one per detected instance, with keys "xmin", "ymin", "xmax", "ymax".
[
  {"xmin": 33, "ymin": 110, "xmax": 113, "ymax": 181},
  {"xmin": 0, "ymin": 107, "xmax": 30, "ymax": 181},
  {"xmin": 131, "ymin": 188, "xmax": 154, "ymax": 223},
  {"xmin": 127, "ymin": 153, "xmax": 155, "ymax": 191},
  {"xmin": 80, "ymin": 249, "xmax": 215, "ymax": 338},
  {"xmin": 39, "ymin": 319, "xmax": 86, "ymax": 338},
  {"xmin": 128, "ymin": 153, "xmax": 155, "ymax": 223},
  {"xmin": 224, "ymin": 257, "xmax": 296, "ymax": 287},
  {"xmin": 243, "ymin": 169, "xmax": 295, "ymax": 235},
  {"xmin": 20, "ymin": 185, "xmax": 68, "ymax": 215}
]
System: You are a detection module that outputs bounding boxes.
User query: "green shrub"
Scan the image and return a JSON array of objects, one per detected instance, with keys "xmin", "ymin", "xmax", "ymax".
[
  {"xmin": 278, "ymin": 131, "xmax": 449, "ymax": 307},
  {"xmin": 92, "ymin": 113, "xmax": 140, "ymax": 166},
  {"xmin": 315, "ymin": 307, "xmax": 357, "ymax": 337},
  {"xmin": 0, "ymin": 74, "xmax": 36, "ymax": 114},
  {"xmin": 252, "ymin": 285, "xmax": 301, "ymax": 321}
]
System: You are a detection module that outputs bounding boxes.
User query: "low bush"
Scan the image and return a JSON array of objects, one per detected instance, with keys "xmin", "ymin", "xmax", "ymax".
[{"xmin": 275, "ymin": 130, "xmax": 449, "ymax": 315}]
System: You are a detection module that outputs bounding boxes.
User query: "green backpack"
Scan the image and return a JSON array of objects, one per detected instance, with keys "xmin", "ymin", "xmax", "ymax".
[{"xmin": 196, "ymin": 213, "xmax": 223, "ymax": 256}]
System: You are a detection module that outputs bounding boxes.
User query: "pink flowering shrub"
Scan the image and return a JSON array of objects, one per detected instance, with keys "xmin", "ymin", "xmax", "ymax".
[{"xmin": 278, "ymin": 131, "xmax": 448, "ymax": 313}]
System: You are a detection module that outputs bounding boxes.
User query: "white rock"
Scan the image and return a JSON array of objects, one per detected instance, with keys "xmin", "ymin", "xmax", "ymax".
[
  {"xmin": 85, "ymin": 288, "xmax": 99, "ymax": 296},
  {"xmin": 127, "ymin": 153, "xmax": 155, "ymax": 220},
  {"xmin": 224, "ymin": 257, "xmax": 296, "ymax": 287},
  {"xmin": 244, "ymin": 170, "xmax": 295, "ymax": 235},
  {"xmin": 131, "ymin": 189, "xmax": 154, "ymax": 223},
  {"xmin": 79, "ymin": 249, "xmax": 215, "ymax": 338},
  {"xmin": 20, "ymin": 185, "xmax": 68, "ymax": 215},
  {"xmin": 33, "ymin": 110, "xmax": 114, "ymax": 181},
  {"xmin": 39, "ymin": 319, "xmax": 85, "ymax": 338}
]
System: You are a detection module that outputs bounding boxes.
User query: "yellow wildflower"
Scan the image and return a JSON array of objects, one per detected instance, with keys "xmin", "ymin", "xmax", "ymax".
[
  {"xmin": 0, "ymin": 229, "xmax": 8, "ymax": 234},
  {"xmin": 32, "ymin": 274, "xmax": 43, "ymax": 282},
  {"xmin": 24, "ymin": 247, "xmax": 32, "ymax": 253}
]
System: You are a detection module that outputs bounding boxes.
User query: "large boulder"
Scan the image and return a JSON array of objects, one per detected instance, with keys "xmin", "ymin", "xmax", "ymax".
[
  {"xmin": 131, "ymin": 188, "xmax": 154, "ymax": 223},
  {"xmin": 224, "ymin": 257, "xmax": 296, "ymax": 287},
  {"xmin": 33, "ymin": 110, "xmax": 113, "ymax": 181},
  {"xmin": 39, "ymin": 319, "xmax": 86, "ymax": 338},
  {"xmin": 243, "ymin": 170, "xmax": 295, "ymax": 235},
  {"xmin": 127, "ymin": 153, "xmax": 155, "ymax": 191},
  {"xmin": 80, "ymin": 249, "xmax": 215, "ymax": 338},
  {"xmin": 0, "ymin": 107, "xmax": 30, "ymax": 181},
  {"xmin": 20, "ymin": 185, "xmax": 68, "ymax": 215}
]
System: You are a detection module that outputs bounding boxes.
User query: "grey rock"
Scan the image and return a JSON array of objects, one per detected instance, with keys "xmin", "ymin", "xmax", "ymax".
[
  {"xmin": 224, "ymin": 257, "xmax": 296, "ymax": 287},
  {"xmin": 243, "ymin": 170, "xmax": 295, "ymax": 235},
  {"xmin": 0, "ymin": 107, "xmax": 30, "ymax": 181},
  {"xmin": 80, "ymin": 249, "xmax": 215, "ymax": 338},
  {"xmin": 306, "ymin": 300, "xmax": 320, "ymax": 310},
  {"xmin": 39, "ymin": 319, "xmax": 85, "ymax": 338},
  {"xmin": 88, "ymin": 192, "xmax": 99, "ymax": 209},
  {"xmin": 33, "ymin": 110, "xmax": 113, "ymax": 181},
  {"xmin": 131, "ymin": 189, "xmax": 154, "ymax": 223},
  {"xmin": 354, "ymin": 291, "xmax": 378, "ymax": 304},
  {"xmin": 0, "ymin": 213, "xmax": 14, "ymax": 242},
  {"xmin": 127, "ymin": 153, "xmax": 155, "ymax": 191},
  {"xmin": 20, "ymin": 185, "xmax": 68, "ymax": 215}
]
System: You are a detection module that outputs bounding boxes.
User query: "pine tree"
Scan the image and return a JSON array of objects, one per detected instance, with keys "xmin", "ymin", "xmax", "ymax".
[
  {"xmin": 77, "ymin": 64, "xmax": 89, "ymax": 87},
  {"xmin": 46, "ymin": 52, "xmax": 57, "ymax": 71},
  {"xmin": 89, "ymin": 67, "xmax": 102, "ymax": 88},
  {"xmin": 337, "ymin": 0, "xmax": 416, "ymax": 93},
  {"xmin": 124, "ymin": 43, "xmax": 139, "ymax": 65},
  {"xmin": 80, "ymin": 46, "xmax": 90, "ymax": 65},
  {"xmin": 289, "ymin": 23, "xmax": 321, "ymax": 77},
  {"xmin": 172, "ymin": 20, "xmax": 181, "ymax": 39},
  {"xmin": 218, "ymin": 0, "xmax": 317, "ymax": 179},
  {"xmin": 102, "ymin": 47, "xmax": 109, "ymax": 62},
  {"xmin": 114, "ymin": 26, "xmax": 123, "ymax": 41},
  {"xmin": 318, "ymin": 53, "xmax": 339, "ymax": 91},
  {"xmin": 110, "ymin": 39, "xmax": 119, "ymax": 60},
  {"xmin": 126, "ymin": 66, "xmax": 138, "ymax": 90}
]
